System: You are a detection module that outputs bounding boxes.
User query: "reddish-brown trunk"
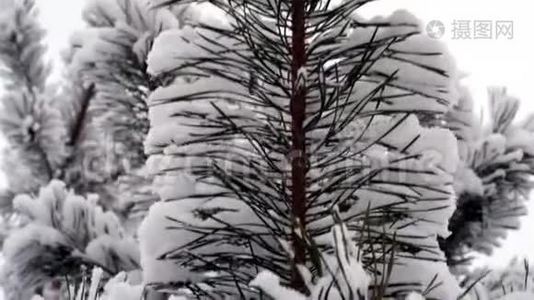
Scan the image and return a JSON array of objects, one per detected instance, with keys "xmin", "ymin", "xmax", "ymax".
[{"xmin": 290, "ymin": 0, "xmax": 307, "ymax": 292}]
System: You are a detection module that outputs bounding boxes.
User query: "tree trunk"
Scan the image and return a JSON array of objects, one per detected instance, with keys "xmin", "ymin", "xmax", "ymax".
[{"xmin": 290, "ymin": 0, "xmax": 307, "ymax": 293}]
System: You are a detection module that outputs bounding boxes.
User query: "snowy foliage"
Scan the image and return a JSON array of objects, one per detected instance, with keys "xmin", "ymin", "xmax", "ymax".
[
  {"xmin": 496, "ymin": 292, "xmax": 534, "ymax": 300},
  {"xmin": 1, "ymin": 180, "xmax": 139, "ymax": 299},
  {"xmin": 250, "ymin": 223, "xmax": 370, "ymax": 300},
  {"xmin": 60, "ymin": 267, "xmax": 144, "ymax": 300},
  {"xmin": 140, "ymin": 1, "xmax": 460, "ymax": 298},
  {"xmin": 442, "ymin": 87, "xmax": 534, "ymax": 267},
  {"xmin": 461, "ymin": 258, "xmax": 534, "ymax": 300},
  {"xmin": 0, "ymin": 0, "xmax": 50, "ymax": 90},
  {"xmin": 61, "ymin": 0, "xmax": 184, "ymax": 214},
  {"xmin": 67, "ymin": 0, "xmax": 179, "ymax": 169},
  {"xmin": 0, "ymin": 0, "xmax": 113, "ymax": 214},
  {"xmin": 0, "ymin": 0, "xmax": 532, "ymax": 299},
  {"xmin": 29, "ymin": 267, "xmax": 146, "ymax": 300},
  {"xmin": 0, "ymin": 0, "xmax": 68, "ymax": 207}
]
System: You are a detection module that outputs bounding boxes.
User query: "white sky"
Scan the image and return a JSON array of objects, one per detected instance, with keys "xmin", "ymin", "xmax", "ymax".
[{"xmin": 28, "ymin": 0, "xmax": 534, "ymax": 268}]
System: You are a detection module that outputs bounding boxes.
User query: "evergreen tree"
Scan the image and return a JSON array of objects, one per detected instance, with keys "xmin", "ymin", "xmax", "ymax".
[
  {"xmin": 0, "ymin": 0, "xmax": 180, "ymax": 219},
  {"xmin": 1, "ymin": 180, "xmax": 139, "ymax": 299},
  {"xmin": 0, "ymin": 0, "xmax": 532, "ymax": 299},
  {"xmin": 0, "ymin": 0, "xmax": 101, "ymax": 216},
  {"xmin": 0, "ymin": 0, "xmax": 170, "ymax": 298},
  {"xmin": 65, "ymin": 0, "xmax": 180, "ymax": 215},
  {"xmin": 441, "ymin": 87, "xmax": 534, "ymax": 269},
  {"xmin": 0, "ymin": 0, "xmax": 63, "ymax": 207},
  {"xmin": 0, "ymin": 0, "xmax": 184, "ymax": 298},
  {"xmin": 139, "ymin": 0, "xmax": 461, "ymax": 298},
  {"xmin": 463, "ymin": 258, "xmax": 534, "ymax": 300}
]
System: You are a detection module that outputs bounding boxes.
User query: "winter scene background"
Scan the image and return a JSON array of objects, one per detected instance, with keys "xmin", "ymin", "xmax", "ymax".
[{"xmin": 0, "ymin": 0, "xmax": 533, "ymax": 299}]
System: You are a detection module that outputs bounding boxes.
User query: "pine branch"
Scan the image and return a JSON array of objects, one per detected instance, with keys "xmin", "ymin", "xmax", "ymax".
[
  {"xmin": 140, "ymin": 1, "xmax": 460, "ymax": 298},
  {"xmin": 67, "ymin": 83, "xmax": 95, "ymax": 147},
  {"xmin": 441, "ymin": 87, "xmax": 534, "ymax": 269},
  {"xmin": 59, "ymin": 0, "xmax": 180, "ymax": 213},
  {"xmin": 0, "ymin": 0, "xmax": 50, "ymax": 91},
  {"xmin": 2, "ymin": 180, "xmax": 140, "ymax": 298},
  {"xmin": 0, "ymin": 0, "xmax": 64, "ymax": 201}
]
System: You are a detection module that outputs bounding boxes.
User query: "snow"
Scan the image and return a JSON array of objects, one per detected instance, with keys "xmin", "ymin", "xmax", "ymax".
[
  {"xmin": 447, "ymin": 86, "xmax": 534, "ymax": 261},
  {"xmin": 138, "ymin": 201, "xmax": 205, "ymax": 285},
  {"xmin": 466, "ymin": 257, "xmax": 534, "ymax": 300},
  {"xmin": 100, "ymin": 271, "xmax": 144, "ymax": 300},
  {"xmin": 88, "ymin": 267, "xmax": 104, "ymax": 300},
  {"xmin": 84, "ymin": 0, "xmax": 178, "ymax": 31},
  {"xmin": 2, "ymin": 224, "xmax": 67, "ymax": 259},
  {"xmin": 66, "ymin": 268, "xmax": 144, "ymax": 300},
  {"xmin": 388, "ymin": 259, "xmax": 460, "ymax": 300},
  {"xmin": 250, "ymin": 271, "xmax": 307, "ymax": 300},
  {"xmin": 146, "ymin": 26, "xmax": 223, "ymax": 75},
  {"xmin": 251, "ymin": 224, "xmax": 371, "ymax": 300},
  {"xmin": 340, "ymin": 10, "xmax": 459, "ymax": 111},
  {"xmin": 1, "ymin": 180, "xmax": 140, "ymax": 298},
  {"xmin": 20, "ymin": 0, "xmax": 534, "ymax": 279},
  {"xmin": 0, "ymin": 0, "xmax": 530, "ymax": 299},
  {"xmin": 497, "ymin": 292, "xmax": 534, "ymax": 300},
  {"xmin": 406, "ymin": 292, "xmax": 426, "ymax": 300},
  {"xmin": 453, "ymin": 167, "xmax": 484, "ymax": 196},
  {"xmin": 138, "ymin": 3, "xmax": 464, "ymax": 298}
]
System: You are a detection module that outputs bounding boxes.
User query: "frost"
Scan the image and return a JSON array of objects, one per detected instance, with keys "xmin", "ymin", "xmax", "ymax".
[
  {"xmin": 64, "ymin": 268, "xmax": 144, "ymax": 300},
  {"xmin": 465, "ymin": 258, "xmax": 534, "ymax": 300},
  {"xmin": 444, "ymin": 86, "xmax": 534, "ymax": 265},
  {"xmin": 100, "ymin": 271, "xmax": 144, "ymax": 300},
  {"xmin": 140, "ymin": 3, "xmax": 461, "ymax": 299},
  {"xmin": 337, "ymin": 10, "xmax": 459, "ymax": 110},
  {"xmin": 1, "ymin": 180, "xmax": 139, "ymax": 298},
  {"xmin": 138, "ymin": 201, "xmax": 206, "ymax": 286},
  {"xmin": 250, "ymin": 271, "xmax": 306, "ymax": 300},
  {"xmin": 497, "ymin": 292, "xmax": 534, "ymax": 300},
  {"xmin": 88, "ymin": 268, "xmax": 104, "ymax": 300},
  {"xmin": 406, "ymin": 292, "xmax": 426, "ymax": 300},
  {"xmin": 251, "ymin": 224, "xmax": 370, "ymax": 300}
]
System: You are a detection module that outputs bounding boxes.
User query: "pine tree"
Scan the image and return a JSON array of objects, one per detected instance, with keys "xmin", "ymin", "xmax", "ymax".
[
  {"xmin": 0, "ymin": 0, "xmax": 180, "ymax": 218},
  {"xmin": 0, "ymin": 0, "xmax": 101, "ymax": 216},
  {"xmin": 0, "ymin": 0, "xmax": 174, "ymax": 298},
  {"xmin": 0, "ymin": 0, "xmax": 533, "ymax": 299},
  {"xmin": 63, "ymin": 0, "xmax": 181, "ymax": 215},
  {"xmin": 1, "ymin": 180, "xmax": 139, "ymax": 299},
  {"xmin": 463, "ymin": 258, "xmax": 534, "ymax": 300},
  {"xmin": 441, "ymin": 87, "xmax": 534, "ymax": 269},
  {"xmin": 0, "ymin": 0, "xmax": 191, "ymax": 298},
  {"xmin": 139, "ymin": 0, "xmax": 461, "ymax": 298},
  {"xmin": 0, "ymin": 0, "xmax": 63, "ymax": 207}
]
